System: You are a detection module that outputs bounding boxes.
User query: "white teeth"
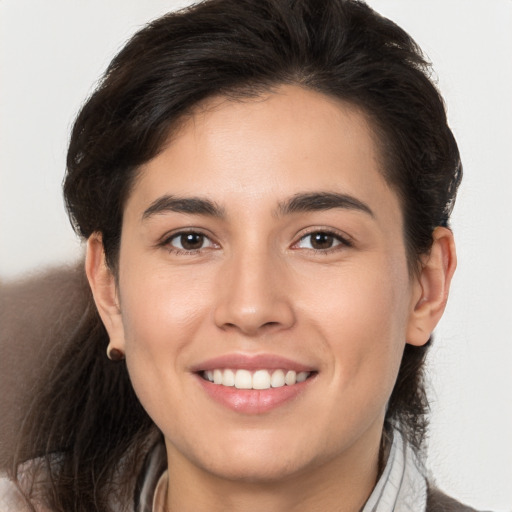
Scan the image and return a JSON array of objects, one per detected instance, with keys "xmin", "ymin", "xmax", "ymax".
[
  {"xmin": 285, "ymin": 370, "xmax": 297, "ymax": 386},
  {"xmin": 203, "ymin": 368, "xmax": 311, "ymax": 389},
  {"xmin": 270, "ymin": 369, "xmax": 285, "ymax": 388},
  {"xmin": 234, "ymin": 369, "xmax": 253, "ymax": 389},
  {"xmin": 213, "ymin": 369, "xmax": 223, "ymax": 384},
  {"xmin": 223, "ymin": 369, "xmax": 235, "ymax": 387},
  {"xmin": 296, "ymin": 371, "xmax": 309, "ymax": 383},
  {"xmin": 252, "ymin": 370, "xmax": 271, "ymax": 390}
]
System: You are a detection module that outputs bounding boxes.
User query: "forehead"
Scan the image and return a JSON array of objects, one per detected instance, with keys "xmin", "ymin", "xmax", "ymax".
[{"xmin": 125, "ymin": 85, "xmax": 401, "ymax": 226}]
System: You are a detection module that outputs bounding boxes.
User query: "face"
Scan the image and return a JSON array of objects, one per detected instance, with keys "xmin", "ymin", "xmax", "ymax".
[{"xmin": 100, "ymin": 86, "xmax": 427, "ymax": 484}]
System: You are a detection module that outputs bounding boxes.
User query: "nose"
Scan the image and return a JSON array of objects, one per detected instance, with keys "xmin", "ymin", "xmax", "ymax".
[{"xmin": 213, "ymin": 248, "xmax": 296, "ymax": 336}]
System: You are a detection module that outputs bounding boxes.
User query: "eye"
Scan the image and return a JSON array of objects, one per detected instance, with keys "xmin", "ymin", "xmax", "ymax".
[
  {"xmin": 295, "ymin": 231, "xmax": 349, "ymax": 251},
  {"xmin": 166, "ymin": 231, "xmax": 215, "ymax": 252}
]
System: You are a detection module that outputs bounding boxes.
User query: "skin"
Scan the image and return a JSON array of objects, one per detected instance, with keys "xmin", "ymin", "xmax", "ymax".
[{"xmin": 87, "ymin": 85, "xmax": 456, "ymax": 512}]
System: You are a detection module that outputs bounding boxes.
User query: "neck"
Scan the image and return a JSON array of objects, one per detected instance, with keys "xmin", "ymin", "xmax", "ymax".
[{"xmin": 162, "ymin": 429, "xmax": 382, "ymax": 512}]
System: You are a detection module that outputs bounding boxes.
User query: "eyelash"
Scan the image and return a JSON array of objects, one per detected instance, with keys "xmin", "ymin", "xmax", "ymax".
[
  {"xmin": 160, "ymin": 229, "xmax": 352, "ymax": 256},
  {"xmin": 161, "ymin": 230, "xmax": 217, "ymax": 255},
  {"xmin": 293, "ymin": 229, "xmax": 353, "ymax": 254}
]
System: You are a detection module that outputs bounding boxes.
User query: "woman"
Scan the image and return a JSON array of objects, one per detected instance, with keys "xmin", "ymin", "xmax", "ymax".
[{"xmin": 2, "ymin": 0, "xmax": 483, "ymax": 510}]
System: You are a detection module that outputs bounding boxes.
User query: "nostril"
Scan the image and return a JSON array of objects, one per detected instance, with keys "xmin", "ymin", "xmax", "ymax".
[{"xmin": 213, "ymin": 295, "xmax": 296, "ymax": 334}]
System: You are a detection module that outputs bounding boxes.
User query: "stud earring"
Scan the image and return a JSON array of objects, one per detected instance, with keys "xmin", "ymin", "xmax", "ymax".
[{"xmin": 107, "ymin": 346, "xmax": 125, "ymax": 361}]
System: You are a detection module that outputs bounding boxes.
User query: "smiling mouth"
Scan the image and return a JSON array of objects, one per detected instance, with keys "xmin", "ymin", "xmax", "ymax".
[{"xmin": 201, "ymin": 369, "xmax": 314, "ymax": 390}]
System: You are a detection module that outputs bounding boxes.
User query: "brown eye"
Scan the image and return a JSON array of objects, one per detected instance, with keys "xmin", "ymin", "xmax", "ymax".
[
  {"xmin": 310, "ymin": 233, "xmax": 335, "ymax": 250},
  {"xmin": 296, "ymin": 231, "xmax": 347, "ymax": 251},
  {"xmin": 168, "ymin": 232, "xmax": 213, "ymax": 252},
  {"xmin": 181, "ymin": 233, "xmax": 204, "ymax": 250}
]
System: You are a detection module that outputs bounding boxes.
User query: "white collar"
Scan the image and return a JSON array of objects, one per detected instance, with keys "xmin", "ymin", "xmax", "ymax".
[
  {"xmin": 140, "ymin": 430, "xmax": 427, "ymax": 512},
  {"xmin": 362, "ymin": 431, "xmax": 427, "ymax": 512}
]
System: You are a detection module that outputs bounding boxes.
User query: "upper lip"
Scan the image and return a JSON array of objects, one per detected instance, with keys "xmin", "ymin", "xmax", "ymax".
[{"xmin": 189, "ymin": 353, "xmax": 316, "ymax": 373}]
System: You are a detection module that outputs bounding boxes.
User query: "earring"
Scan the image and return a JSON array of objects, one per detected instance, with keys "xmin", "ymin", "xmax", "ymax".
[{"xmin": 107, "ymin": 345, "xmax": 125, "ymax": 361}]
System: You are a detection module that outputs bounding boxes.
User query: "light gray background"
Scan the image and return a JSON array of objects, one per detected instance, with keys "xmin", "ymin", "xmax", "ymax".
[{"xmin": 1, "ymin": 1, "xmax": 511, "ymax": 510}]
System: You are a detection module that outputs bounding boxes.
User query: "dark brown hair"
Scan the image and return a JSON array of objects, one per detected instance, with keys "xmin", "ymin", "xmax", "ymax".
[{"xmin": 13, "ymin": 0, "xmax": 461, "ymax": 510}]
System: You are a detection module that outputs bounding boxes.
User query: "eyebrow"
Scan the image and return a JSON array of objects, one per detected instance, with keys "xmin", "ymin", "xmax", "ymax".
[
  {"xmin": 141, "ymin": 191, "xmax": 374, "ymax": 222},
  {"xmin": 277, "ymin": 192, "xmax": 374, "ymax": 217},
  {"xmin": 142, "ymin": 195, "xmax": 225, "ymax": 221}
]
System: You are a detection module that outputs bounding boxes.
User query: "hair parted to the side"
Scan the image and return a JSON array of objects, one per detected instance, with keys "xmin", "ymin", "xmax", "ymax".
[{"xmin": 13, "ymin": 1, "xmax": 461, "ymax": 510}]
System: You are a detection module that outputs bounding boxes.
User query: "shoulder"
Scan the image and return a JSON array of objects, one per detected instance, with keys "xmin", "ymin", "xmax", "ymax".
[
  {"xmin": 0, "ymin": 473, "xmax": 36, "ymax": 512},
  {"xmin": 0, "ymin": 459, "xmax": 55, "ymax": 512},
  {"xmin": 426, "ymin": 487, "xmax": 490, "ymax": 512}
]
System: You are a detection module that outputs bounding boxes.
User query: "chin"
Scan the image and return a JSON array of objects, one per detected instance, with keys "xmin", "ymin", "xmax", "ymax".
[
  {"xmin": 184, "ymin": 433, "xmax": 327, "ymax": 484},
  {"xmin": 202, "ymin": 454, "xmax": 311, "ymax": 484}
]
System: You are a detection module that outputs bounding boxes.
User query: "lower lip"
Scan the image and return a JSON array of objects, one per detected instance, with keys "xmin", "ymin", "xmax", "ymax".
[{"xmin": 195, "ymin": 374, "xmax": 314, "ymax": 414}]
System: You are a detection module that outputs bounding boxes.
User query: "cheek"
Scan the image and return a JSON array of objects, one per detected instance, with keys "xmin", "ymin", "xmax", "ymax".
[
  {"xmin": 297, "ymin": 258, "xmax": 411, "ymax": 391},
  {"xmin": 116, "ymin": 257, "xmax": 218, "ymax": 416},
  {"xmin": 118, "ymin": 254, "xmax": 217, "ymax": 347}
]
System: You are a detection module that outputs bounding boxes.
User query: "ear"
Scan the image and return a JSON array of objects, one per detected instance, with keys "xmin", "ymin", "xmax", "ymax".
[
  {"xmin": 85, "ymin": 233, "xmax": 125, "ymax": 352},
  {"xmin": 406, "ymin": 226, "xmax": 457, "ymax": 347}
]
